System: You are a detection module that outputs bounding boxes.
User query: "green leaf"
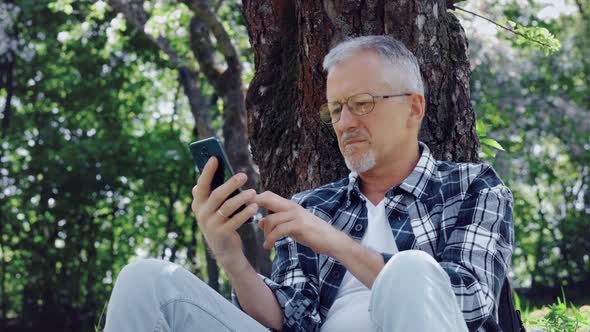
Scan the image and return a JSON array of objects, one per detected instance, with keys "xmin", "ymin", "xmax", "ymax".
[
  {"xmin": 476, "ymin": 119, "xmax": 487, "ymax": 137},
  {"xmin": 481, "ymin": 138, "xmax": 505, "ymax": 151},
  {"xmin": 513, "ymin": 291, "xmax": 521, "ymax": 311},
  {"xmin": 482, "ymin": 145, "xmax": 496, "ymax": 158},
  {"xmin": 504, "ymin": 18, "xmax": 561, "ymax": 54}
]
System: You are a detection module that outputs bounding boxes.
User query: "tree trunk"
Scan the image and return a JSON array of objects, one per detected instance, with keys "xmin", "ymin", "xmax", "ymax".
[
  {"xmin": 178, "ymin": 67, "xmax": 215, "ymax": 139},
  {"xmin": 0, "ymin": 210, "xmax": 6, "ymax": 320},
  {"xmin": 204, "ymin": 238, "xmax": 220, "ymax": 293},
  {"xmin": 1, "ymin": 55, "xmax": 14, "ymax": 136},
  {"xmin": 110, "ymin": 0, "xmax": 271, "ymax": 277},
  {"xmin": 0, "ymin": 0, "xmax": 17, "ymax": 137},
  {"xmin": 85, "ymin": 213, "xmax": 98, "ymax": 328},
  {"xmin": 186, "ymin": 11, "xmax": 270, "ymax": 276},
  {"xmin": 243, "ymin": 0, "xmax": 480, "ymax": 198}
]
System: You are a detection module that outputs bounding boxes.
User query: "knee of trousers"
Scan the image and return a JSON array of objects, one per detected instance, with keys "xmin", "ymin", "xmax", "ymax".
[
  {"xmin": 106, "ymin": 259, "xmax": 208, "ymax": 331},
  {"xmin": 111, "ymin": 259, "xmax": 203, "ymax": 306},
  {"xmin": 372, "ymin": 250, "xmax": 450, "ymax": 304},
  {"xmin": 115, "ymin": 258, "xmax": 172, "ymax": 289}
]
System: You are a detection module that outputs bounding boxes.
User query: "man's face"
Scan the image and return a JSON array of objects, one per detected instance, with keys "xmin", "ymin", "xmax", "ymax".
[{"xmin": 326, "ymin": 50, "xmax": 415, "ymax": 173}]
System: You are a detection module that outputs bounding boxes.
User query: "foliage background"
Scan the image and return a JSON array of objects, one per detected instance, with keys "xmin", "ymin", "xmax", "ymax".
[{"xmin": 0, "ymin": 0, "xmax": 588, "ymax": 330}]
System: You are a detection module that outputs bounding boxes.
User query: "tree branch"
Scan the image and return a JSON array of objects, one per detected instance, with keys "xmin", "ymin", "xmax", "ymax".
[
  {"xmin": 107, "ymin": 0, "xmax": 191, "ymax": 69},
  {"xmin": 178, "ymin": 66, "xmax": 215, "ymax": 138},
  {"xmin": 0, "ymin": 2, "xmax": 18, "ymax": 137},
  {"xmin": 575, "ymin": 0, "xmax": 586, "ymax": 18},
  {"xmin": 182, "ymin": 0, "xmax": 242, "ymax": 90},
  {"xmin": 1, "ymin": 54, "xmax": 14, "ymax": 137},
  {"xmin": 454, "ymin": 6, "xmax": 555, "ymax": 49},
  {"xmin": 107, "ymin": 0, "xmax": 217, "ymax": 137},
  {"xmin": 182, "ymin": 0, "xmax": 240, "ymax": 65},
  {"xmin": 188, "ymin": 17, "xmax": 223, "ymax": 90}
]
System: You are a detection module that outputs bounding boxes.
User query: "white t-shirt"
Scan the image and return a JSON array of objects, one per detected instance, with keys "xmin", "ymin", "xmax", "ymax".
[{"xmin": 320, "ymin": 197, "xmax": 399, "ymax": 332}]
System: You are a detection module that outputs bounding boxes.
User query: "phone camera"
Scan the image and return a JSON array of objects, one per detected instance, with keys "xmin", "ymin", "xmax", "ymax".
[{"xmin": 200, "ymin": 147, "xmax": 210, "ymax": 159}]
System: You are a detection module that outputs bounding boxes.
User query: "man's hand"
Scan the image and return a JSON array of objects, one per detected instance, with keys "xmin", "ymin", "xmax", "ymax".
[
  {"xmin": 255, "ymin": 191, "xmax": 345, "ymax": 255},
  {"xmin": 191, "ymin": 157, "xmax": 259, "ymax": 267},
  {"xmin": 192, "ymin": 159, "xmax": 284, "ymax": 330}
]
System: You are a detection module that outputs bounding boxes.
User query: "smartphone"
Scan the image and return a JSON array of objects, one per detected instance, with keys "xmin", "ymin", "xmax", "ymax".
[{"xmin": 189, "ymin": 137, "xmax": 251, "ymax": 222}]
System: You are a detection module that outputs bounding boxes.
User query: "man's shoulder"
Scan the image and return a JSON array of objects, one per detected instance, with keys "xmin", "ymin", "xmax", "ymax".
[
  {"xmin": 433, "ymin": 159, "xmax": 511, "ymax": 198},
  {"xmin": 435, "ymin": 159, "xmax": 493, "ymax": 177},
  {"xmin": 291, "ymin": 177, "xmax": 350, "ymax": 207}
]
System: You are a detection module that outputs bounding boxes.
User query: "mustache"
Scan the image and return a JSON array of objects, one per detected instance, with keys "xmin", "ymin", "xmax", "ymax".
[{"xmin": 340, "ymin": 130, "xmax": 369, "ymax": 145}]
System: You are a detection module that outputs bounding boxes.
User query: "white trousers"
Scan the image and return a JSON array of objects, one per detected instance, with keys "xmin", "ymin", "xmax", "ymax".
[
  {"xmin": 105, "ymin": 250, "xmax": 468, "ymax": 331},
  {"xmin": 369, "ymin": 250, "xmax": 469, "ymax": 332}
]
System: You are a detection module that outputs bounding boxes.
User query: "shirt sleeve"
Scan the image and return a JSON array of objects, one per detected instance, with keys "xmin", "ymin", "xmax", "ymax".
[
  {"xmin": 381, "ymin": 252, "xmax": 394, "ymax": 263},
  {"xmin": 262, "ymin": 236, "xmax": 322, "ymax": 332},
  {"xmin": 440, "ymin": 170, "xmax": 515, "ymax": 331}
]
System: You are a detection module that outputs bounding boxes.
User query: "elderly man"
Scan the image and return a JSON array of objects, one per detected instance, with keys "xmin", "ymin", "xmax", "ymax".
[{"xmin": 105, "ymin": 36, "xmax": 513, "ymax": 332}]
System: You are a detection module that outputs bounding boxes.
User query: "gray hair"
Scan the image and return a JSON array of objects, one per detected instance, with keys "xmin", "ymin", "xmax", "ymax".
[{"xmin": 322, "ymin": 35, "xmax": 424, "ymax": 96}]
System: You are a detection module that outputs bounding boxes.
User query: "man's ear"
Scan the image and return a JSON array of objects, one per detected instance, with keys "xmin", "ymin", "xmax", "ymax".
[{"xmin": 407, "ymin": 94, "xmax": 425, "ymax": 127}]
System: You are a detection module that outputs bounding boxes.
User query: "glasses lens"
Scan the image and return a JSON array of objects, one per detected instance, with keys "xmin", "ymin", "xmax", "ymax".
[
  {"xmin": 320, "ymin": 103, "xmax": 341, "ymax": 124},
  {"xmin": 348, "ymin": 94, "xmax": 374, "ymax": 115}
]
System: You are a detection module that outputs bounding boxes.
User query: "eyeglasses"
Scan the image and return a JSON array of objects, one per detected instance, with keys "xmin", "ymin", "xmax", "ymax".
[{"xmin": 319, "ymin": 92, "xmax": 411, "ymax": 124}]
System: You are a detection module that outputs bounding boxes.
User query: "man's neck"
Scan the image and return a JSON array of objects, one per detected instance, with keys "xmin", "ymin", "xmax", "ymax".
[{"xmin": 358, "ymin": 142, "xmax": 421, "ymax": 205}]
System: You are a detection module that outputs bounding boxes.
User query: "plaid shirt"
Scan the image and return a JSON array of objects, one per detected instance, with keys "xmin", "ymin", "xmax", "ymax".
[{"xmin": 242, "ymin": 142, "xmax": 514, "ymax": 332}]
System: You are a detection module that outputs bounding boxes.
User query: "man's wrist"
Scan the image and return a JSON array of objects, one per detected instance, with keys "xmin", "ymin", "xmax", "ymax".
[
  {"xmin": 326, "ymin": 230, "xmax": 355, "ymax": 259},
  {"xmin": 218, "ymin": 252, "xmax": 251, "ymax": 278}
]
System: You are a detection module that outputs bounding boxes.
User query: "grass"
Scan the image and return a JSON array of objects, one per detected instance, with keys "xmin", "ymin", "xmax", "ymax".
[
  {"xmin": 94, "ymin": 300, "xmax": 108, "ymax": 332},
  {"xmin": 517, "ymin": 290, "xmax": 590, "ymax": 332}
]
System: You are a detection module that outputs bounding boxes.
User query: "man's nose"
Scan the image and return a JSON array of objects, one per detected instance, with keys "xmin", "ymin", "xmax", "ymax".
[{"xmin": 336, "ymin": 104, "xmax": 358, "ymax": 129}]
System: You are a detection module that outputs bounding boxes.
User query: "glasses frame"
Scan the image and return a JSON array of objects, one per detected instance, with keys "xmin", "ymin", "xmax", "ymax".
[{"xmin": 319, "ymin": 92, "xmax": 412, "ymax": 124}]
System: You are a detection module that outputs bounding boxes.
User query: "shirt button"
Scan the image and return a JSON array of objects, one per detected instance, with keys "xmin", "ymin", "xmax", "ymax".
[
  {"xmin": 354, "ymin": 224, "xmax": 363, "ymax": 232},
  {"xmin": 332, "ymin": 270, "xmax": 341, "ymax": 278}
]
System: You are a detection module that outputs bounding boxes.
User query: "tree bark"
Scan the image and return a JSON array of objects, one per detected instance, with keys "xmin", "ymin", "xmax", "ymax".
[{"xmin": 243, "ymin": 0, "xmax": 480, "ymax": 198}]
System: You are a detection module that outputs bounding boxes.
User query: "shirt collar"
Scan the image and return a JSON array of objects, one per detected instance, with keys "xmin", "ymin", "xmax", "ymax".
[
  {"xmin": 346, "ymin": 171, "xmax": 362, "ymax": 206},
  {"xmin": 396, "ymin": 141, "xmax": 436, "ymax": 200},
  {"xmin": 345, "ymin": 141, "xmax": 436, "ymax": 203}
]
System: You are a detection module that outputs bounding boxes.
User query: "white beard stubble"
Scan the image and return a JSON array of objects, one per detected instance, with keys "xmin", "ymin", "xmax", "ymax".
[{"xmin": 343, "ymin": 144, "xmax": 376, "ymax": 173}]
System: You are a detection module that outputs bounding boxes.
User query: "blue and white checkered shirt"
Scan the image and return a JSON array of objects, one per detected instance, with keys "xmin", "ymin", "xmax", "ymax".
[{"xmin": 246, "ymin": 142, "xmax": 514, "ymax": 332}]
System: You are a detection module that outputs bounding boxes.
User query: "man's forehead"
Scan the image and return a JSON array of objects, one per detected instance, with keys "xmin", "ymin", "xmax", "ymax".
[{"xmin": 325, "ymin": 62, "xmax": 405, "ymax": 100}]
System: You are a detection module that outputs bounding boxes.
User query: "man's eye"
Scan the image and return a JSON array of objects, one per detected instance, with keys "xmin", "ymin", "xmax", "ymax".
[{"xmin": 351, "ymin": 102, "xmax": 370, "ymax": 108}]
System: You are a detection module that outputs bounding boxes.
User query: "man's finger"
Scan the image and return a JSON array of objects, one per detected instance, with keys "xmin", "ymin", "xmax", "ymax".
[
  {"xmin": 206, "ymin": 172, "xmax": 248, "ymax": 215},
  {"xmin": 217, "ymin": 189, "xmax": 257, "ymax": 221},
  {"xmin": 263, "ymin": 222, "xmax": 295, "ymax": 250},
  {"xmin": 255, "ymin": 191, "xmax": 294, "ymax": 213},
  {"xmin": 259, "ymin": 211, "xmax": 291, "ymax": 238},
  {"xmin": 194, "ymin": 157, "xmax": 218, "ymax": 202},
  {"xmin": 224, "ymin": 203, "xmax": 259, "ymax": 231}
]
